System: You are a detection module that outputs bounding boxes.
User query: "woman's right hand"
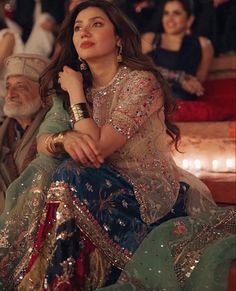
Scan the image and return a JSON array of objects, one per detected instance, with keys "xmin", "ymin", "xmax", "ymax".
[
  {"xmin": 63, "ymin": 131, "xmax": 104, "ymax": 168},
  {"xmin": 180, "ymin": 74, "xmax": 205, "ymax": 96}
]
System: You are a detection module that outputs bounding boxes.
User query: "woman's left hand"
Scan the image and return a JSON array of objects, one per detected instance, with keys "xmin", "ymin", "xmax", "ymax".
[{"xmin": 63, "ymin": 130, "xmax": 104, "ymax": 168}]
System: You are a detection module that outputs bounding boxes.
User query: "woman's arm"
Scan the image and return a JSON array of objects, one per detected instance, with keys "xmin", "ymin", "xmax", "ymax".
[
  {"xmin": 37, "ymin": 130, "xmax": 104, "ymax": 167},
  {"xmin": 58, "ymin": 68, "xmax": 163, "ymax": 162},
  {"xmin": 196, "ymin": 36, "xmax": 214, "ymax": 83},
  {"xmin": 0, "ymin": 32, "xmax": 15, "ymax": 68},
  {"xmin": 157, "ymin": 65, "xmax": 205, "ymax": 96},
  {"xmin": 157, "ymin": 66, "xmax": 204, "ymax": 96},
  {"xmin": 156, "ymin": 66, "xmax": 186, "ymax": 84}
]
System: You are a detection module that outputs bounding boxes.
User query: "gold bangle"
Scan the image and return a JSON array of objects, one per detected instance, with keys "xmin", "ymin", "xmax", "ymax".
[
  {"xmin": 68, "ymin": 103, "xmax": 90, "ymax": 126},
  {"xmin": 45, "ymin": 131, "xmax": 68, "ymax": 155},
  {"xmin": 45, "ymin": 134, "xmax": 54, "ymax": 154}
]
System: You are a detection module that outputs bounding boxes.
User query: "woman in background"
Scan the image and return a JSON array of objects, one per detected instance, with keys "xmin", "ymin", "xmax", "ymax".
[{"xmin": 142, "ymin": 0, "xmax": 214, "ymax": 100}]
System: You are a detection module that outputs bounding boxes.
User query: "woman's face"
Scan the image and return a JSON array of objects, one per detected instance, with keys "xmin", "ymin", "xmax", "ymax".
[
  {"xmin": 73, "ymin": 7, "xmax": 120, "ymax": 63},
  {"xmin": 162, "ymin": 1, "xmax": 191, "ymax": 35}
]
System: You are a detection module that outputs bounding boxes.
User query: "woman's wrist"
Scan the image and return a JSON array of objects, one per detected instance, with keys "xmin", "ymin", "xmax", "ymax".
[
  {"xmin": 45, "ymin": 131, "xmax": 68, "ymax": 155},
  {"xmin": 68, "ymin": 103, "xmax": 90, "ymax": 126},
  {"xmin": 68, "ymin": 88, "xmax": 86, "ymax": 105}
]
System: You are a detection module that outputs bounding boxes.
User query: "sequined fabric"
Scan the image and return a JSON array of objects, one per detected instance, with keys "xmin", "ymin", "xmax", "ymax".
[
  {"xmin": 87, "ymin": 66, "xmax": 180, "ymax": 224},
  {"xmin": 0, "ymin": 156, "xmax": 61, "ymax": 290},
  {"xmin": 0, "ymin": 95, "xmax": 70, "ymax": 290},
  {"xmin": 170, "ymin": 208, "xmax": 236, "ymax": 286},
  {"xmin": 18, "ymin": 162, "xmax": 188, "ymax": 290},
  {"xmin": 98, "ymin": 208, "xmax": 236, "ymax": 291}
]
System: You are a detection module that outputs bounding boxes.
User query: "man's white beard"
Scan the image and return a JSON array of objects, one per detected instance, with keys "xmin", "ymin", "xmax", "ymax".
[{"xmin": 3, "ymin": 99, "xmax": 42, "ymax": 119}]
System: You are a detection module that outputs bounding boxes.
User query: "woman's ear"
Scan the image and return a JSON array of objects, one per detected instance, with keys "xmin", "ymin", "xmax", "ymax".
[{"xmin": 116, "ymin": 36, "xmax": 121, "ymax": 47}]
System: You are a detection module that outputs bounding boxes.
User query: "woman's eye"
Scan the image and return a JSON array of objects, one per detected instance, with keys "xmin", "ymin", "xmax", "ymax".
[
  {"xmin": 93, "ymin": 22, "xmax": 103, "ymax": 27},
  {"xmin": 74, "ymin": 25, "xmax": 81, "ymax": 32},
  {"xmin": 173, "ymin": 11, "xmax": 182, "ymax": 16}
]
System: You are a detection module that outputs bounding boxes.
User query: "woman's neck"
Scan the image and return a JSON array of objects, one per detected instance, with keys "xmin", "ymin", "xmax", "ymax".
[
  {"xmin": 163, "ymin": 32, "xmax": 186, "ymax": 42},
  {"xmin": 88, "ymin": 58, "xmax": 120, "ymax": 89},
  {"xmin": 161, "ymin": 32, "xmax": 186, "ymax": 50}
]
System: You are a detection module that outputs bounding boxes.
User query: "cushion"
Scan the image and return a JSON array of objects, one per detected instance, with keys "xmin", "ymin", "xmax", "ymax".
[{"xmin": 172, "ymin": 78, "xmax": 236, "ymax": 122}]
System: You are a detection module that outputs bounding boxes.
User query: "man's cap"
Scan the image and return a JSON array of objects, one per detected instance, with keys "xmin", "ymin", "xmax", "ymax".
[{"xmin": 5, "ymin": 53, "xmax": 50, "ymax": 82}]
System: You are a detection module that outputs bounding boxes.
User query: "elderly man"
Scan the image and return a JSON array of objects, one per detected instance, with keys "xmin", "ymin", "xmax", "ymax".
[{"xmin": 0, "ymin": 53, "xmax": 50, "ymax": 213}]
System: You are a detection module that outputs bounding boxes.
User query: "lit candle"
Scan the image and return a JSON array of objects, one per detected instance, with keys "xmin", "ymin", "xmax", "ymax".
[
  {"xmin": 226, "ymin": 159, "xmax": 235, "ymax": 170},
  {"xmin": 194, "ymin": 159, "xmax": 201, "ymax": 171},
  {"xmin": 182, "ymin": 159, "xmax": 189, "ymax": 169},
  {"xmin": 212, "ymin": 160, "xmax": 218, "ymax": 171}
]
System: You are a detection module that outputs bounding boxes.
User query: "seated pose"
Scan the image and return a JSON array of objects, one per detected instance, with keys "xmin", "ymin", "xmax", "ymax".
[
  {"xmin": 0, "ymin": 1, "xmax": 234, "ymax": 290},
  {"xmin": 142, "ymin": 0, "xmax": 214, "ymax": 100},
  {"xmin": 0, "ymin": 53, "xmax": 49, "ymax": 214}
]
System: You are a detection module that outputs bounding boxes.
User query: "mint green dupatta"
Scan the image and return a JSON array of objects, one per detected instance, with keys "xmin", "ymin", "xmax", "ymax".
[
  {"xmin": 99, "ymin": 208, "xmax": 236, "ymax": 291},
  {"xmin": 0, "ymin": 96, "xmax": 70, "ymax": 288}
]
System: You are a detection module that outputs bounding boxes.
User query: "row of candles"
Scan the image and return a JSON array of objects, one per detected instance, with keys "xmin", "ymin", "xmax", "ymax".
[{"xmin": 175, "ymin": 158, "xmax": 236, "ymax": 172}]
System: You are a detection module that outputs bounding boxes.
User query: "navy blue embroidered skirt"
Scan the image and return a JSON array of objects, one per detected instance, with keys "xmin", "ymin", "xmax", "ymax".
[{"xmin": 28, "ymin": 159, "xmax": 188, "ymax": 290}]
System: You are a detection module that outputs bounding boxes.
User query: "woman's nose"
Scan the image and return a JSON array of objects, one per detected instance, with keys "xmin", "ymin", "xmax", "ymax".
[{"xmin": 80, "ymin": 26, "xmax": 90, "ymax": 37}]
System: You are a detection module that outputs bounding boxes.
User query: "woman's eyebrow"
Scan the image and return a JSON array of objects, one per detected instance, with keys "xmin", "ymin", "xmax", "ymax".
[{"xmin": 74, "ymin": 16, "xmax": 105, "ymax": 25}]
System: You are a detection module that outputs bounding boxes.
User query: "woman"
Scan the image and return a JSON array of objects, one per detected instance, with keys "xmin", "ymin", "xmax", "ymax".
[
  {"xmin": 142, "ymin": 0, "xmax": 214, "ymax": 100},
  {"xmin": 0, "ymin": 1, "xmax": 234, "ymax": 290}
]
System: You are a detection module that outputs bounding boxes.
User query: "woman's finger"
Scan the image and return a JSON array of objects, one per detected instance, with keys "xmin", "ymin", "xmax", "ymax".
[
  {"xmin": 82, "ymin": 135, "xmax": 104, "ymax": 163},
  {"xmin": 78, "ymin": 138, "xmax": 100, "ymax": 166},
  {"xmin": 65, "ymin": 141, "xmax": 89, "ymax": 166}
]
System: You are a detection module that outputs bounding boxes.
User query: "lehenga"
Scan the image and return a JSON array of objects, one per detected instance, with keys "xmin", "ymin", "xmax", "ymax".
[
  {"xmin": 0, "ymin": 66, "xmax": 235, "ymax": 291},
  {"xmin": 0, "ymin": 95, "xmax": 70, "ymax": 289}
]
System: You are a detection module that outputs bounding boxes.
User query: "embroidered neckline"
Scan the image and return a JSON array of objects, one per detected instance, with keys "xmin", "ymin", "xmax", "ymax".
[{"xmin": 90, "ymin": 66, "xmax": 129, "ymax": 96}]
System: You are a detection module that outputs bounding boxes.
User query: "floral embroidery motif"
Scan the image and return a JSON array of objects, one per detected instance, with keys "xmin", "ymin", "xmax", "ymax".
[
  {"xmin": 170, "ymin": 209, "xmax": 236, "ymax": 286},
  {"xmin": 88, "ymin": 66, "xmax": 180, "ymax": 224},
  {"xmin": 173, "ymin": 221, "xmax": 187, "ymax": 235}
]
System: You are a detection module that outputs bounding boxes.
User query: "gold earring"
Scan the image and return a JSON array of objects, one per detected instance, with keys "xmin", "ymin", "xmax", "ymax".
[
  {"xmin": 78, "ymin": 56, "xmax": 87, "ymax": 71},
  {"xmin": 117, "ymin": 44, "xmax": 123, "ymax": 63}
]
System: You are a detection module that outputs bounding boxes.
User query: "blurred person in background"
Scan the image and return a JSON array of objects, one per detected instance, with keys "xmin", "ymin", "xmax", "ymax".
[
  {"xmin": 142, "ymin": 0, "xmax": 214, "ymax": 101},
  {"xmin": 193, "ymin": 0, "xmax": 236, "ymax": 56},
  {"xmin": 0, "ymin": 53, "xmax": 49, "ymax": 214},
  {"xmin": 0, "ymin": 1, "xmax": 23, "ymax": 124},
  {"xmin": 116, "ymin": 0, "xmax": 157, "ymax": 33},
  {"xmin": 4, "ymin": 0, "xmax": 67, "ymax": 56}
]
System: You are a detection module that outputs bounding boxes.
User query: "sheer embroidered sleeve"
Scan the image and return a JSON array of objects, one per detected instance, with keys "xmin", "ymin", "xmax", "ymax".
[{"xmin": 109, "ymin": 70, "xmax": 164, "ymax": 138}]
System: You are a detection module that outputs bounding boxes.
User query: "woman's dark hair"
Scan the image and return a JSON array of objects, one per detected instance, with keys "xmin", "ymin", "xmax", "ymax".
[
  {"xmin": 40, "ymin": 0, "xmax": 180, "ymax": 149},
  {"xmin": 161, "ymin": 0, "xmax": 194, "ymax": 18}
]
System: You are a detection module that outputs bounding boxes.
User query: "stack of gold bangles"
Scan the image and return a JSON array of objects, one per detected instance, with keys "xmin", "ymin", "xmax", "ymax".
[
  {"xmin": 68, "ymin": 102, "xmax": 90, "ymax": 126},
  {"xmin": 45, "ymin": 131, "xmax": 67, "ymax": 155}
]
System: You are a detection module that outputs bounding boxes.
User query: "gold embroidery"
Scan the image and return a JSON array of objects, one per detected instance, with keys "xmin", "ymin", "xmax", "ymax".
[
  {"xmin": 87, "ymin": 67, "xmax": 180, "ymax": 224},
  {"xmin": 170, "ymin": 209, "xmax": 236, "ymax": 286},
  {"xmin": 48, "ymin": 181, "xmax": 132, "ymax": 269},
  {"xmin": 86, "ymin": 248, "xmax": 112, "ymax": 289}
]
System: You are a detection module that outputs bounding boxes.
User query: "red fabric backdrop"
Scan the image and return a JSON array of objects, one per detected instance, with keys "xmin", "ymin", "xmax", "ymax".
[{"xmin": 172, "ymin": 78, "xmax": 236, "ymax": 122}]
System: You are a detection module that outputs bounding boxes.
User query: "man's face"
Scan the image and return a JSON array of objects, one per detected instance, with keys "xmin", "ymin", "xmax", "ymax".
[{"xmin": 3, "ymin": 76, "xmax": 43, "ymax": 119}]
